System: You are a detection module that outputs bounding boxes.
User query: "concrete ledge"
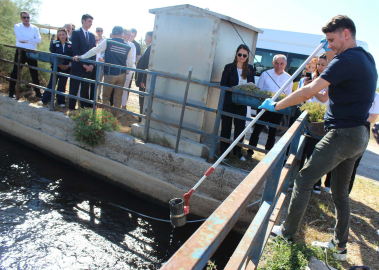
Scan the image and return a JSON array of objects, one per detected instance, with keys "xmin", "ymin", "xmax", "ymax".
[
  {"xmin": 0, "ymin": 95, "xmax": 264, "ymax": 231},
  {"xmin": 131, "ymin": 122, "xmax": 209, "ymax": 158}
]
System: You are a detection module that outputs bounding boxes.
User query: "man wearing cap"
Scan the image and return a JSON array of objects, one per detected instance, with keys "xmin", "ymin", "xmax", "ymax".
[{"xmin": 74, "ymin": 26, "xmax": 133, "ymax": 118}]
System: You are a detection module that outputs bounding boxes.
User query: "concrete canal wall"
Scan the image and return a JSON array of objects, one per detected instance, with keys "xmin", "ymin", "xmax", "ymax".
[{"xmin": 0, "ymin": 95, "xmax": 264, "ymax": 231}]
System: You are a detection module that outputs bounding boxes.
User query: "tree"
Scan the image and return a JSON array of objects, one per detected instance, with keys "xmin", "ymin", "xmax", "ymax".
[
  {"xmin": 139, "ymin": 37, "xmax": 147, "ymax": 54},
  {"xmin": 0, "ymin": 0, "xmax": 49, "ymax": 88}
]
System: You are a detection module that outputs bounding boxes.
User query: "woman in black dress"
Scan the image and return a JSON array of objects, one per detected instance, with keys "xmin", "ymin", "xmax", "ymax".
[{"xmin": 220, "ymin": 44, "xmax": 255, "ymax": 160}]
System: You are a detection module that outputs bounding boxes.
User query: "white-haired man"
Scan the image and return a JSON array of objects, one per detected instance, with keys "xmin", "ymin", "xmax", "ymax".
[
  {"xmin": 247, "ymin": 54, "xmax": 293, "ymax": 157},
  {"xmin": 64, "ymin": 23, "xmax": 72, "ymax": 39}
]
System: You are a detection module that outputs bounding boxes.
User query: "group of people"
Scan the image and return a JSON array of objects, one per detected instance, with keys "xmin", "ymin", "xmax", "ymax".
[
  {"xmin": 220, "ymin": 15, "xmax": 378, "ymax": 262},
  {"xmin": 9, "ymin": 11, "xmax": 153, "ymax": 119},
  {"xmin": 7, "ymin": 11, "xmax": 379, "ymax": 263},
  {"xmin": 220, "ymin": 47, "xmax": 293, "ymax": 161}
]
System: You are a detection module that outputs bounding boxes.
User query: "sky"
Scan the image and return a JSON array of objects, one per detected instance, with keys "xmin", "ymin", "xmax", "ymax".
[{"xmin": 37, "ymin": 0, "xmax": 379, "ymax": 83}]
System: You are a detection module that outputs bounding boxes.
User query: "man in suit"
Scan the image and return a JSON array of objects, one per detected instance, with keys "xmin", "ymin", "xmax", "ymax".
[
  {"xmin": 135, "ymin": 31, "xmax": 153, "ymax": 122},
  {"xmin": 68, "ymin": 14, "xmax": 96, "ymax": 110}
]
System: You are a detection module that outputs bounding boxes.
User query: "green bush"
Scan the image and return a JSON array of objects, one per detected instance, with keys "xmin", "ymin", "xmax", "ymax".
[
  {"xmin": 71, "ymin": 108, "xmax": 121, "ymax": 147},
  {"xmin": 300, "ymin": 102, "xmax": 327, "ymax": 122},
  {"xmin": 0, "ymin": 0, "xmax": 50, "ymax": 91}
]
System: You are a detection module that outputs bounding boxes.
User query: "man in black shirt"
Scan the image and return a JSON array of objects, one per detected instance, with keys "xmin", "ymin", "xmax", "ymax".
[
  {"xmin": 130, "ymin": 28, "xmax": 141, "ymax": 61},
  {"xmin": 264, "ymin": 15, "xmax": 377, "ymax": 261},
  {"xmin": 135, "ymin": 31, "xmax": 152, "ymax": 122}
]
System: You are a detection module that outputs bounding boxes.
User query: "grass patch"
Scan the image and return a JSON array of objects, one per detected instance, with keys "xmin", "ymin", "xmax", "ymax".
[
  {"xmin": 223, "ymin": 148, "xmax": 265, "ymax": 171},
  {"xmin": 206, "ymin": 260, "xmax": 217, "ymax": 270},
  {"xmin": 258, "ymin": 237, "xmax": 342, "ymax": 270},
  {"xmin": 275, "ymin": 176, "xmax": 379, "ymax": 269}
]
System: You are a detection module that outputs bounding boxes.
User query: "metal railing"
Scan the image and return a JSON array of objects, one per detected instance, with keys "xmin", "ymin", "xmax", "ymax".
[
  {"xmin": 162, "ymin": 111, "xmax": 308, "ymax": 269},
  {"xmin": 0, "ymin": 45, "xmax": 310, "ymax": 268},
  {"xmin": 0, "ymin": 44, "xmax": 289, "ymax": 159}
]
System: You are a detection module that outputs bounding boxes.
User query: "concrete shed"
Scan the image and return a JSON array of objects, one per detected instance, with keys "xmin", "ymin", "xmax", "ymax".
[{"xmin": 141, "ymin": 4, "xmax": 263, "ymax": 146}]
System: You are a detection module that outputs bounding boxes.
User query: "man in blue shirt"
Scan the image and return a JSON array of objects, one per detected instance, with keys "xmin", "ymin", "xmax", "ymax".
[{"xmin": 265, "ymin": 15, "xmax": 377, "ymax": 261}]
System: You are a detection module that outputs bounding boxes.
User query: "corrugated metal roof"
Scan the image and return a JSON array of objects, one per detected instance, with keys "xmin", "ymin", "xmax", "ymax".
[{"xmin": 149, "ymin": 4, "xmax": 263, "ymax": 34}]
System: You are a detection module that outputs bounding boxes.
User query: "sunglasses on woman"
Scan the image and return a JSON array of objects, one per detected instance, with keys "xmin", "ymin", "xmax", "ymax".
[{"xmin": 238, "ymin": 53, "xmax": 248, "ymax": 58}]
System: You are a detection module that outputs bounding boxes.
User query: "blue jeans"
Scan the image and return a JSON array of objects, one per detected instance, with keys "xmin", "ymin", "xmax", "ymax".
[
  {"xmin": 282, "ymin": 125, "xmax": 369, "ymax": 248},
  {"xmin": 41, "ymin": 68, "xmax": 70, "ymax": 105}
]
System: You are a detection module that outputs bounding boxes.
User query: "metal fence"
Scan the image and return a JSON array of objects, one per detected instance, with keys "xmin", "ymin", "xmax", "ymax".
[
  {"xmin": 0, "ymin": 45, "xmax": 290, "ymax": 160},
  {"xmin": 162, "ymin": 111, "xmax": 308, "ymax": 269},
  {"xmin": 0, "ymin": 45, "xmax": 309, "ymax": 268}
]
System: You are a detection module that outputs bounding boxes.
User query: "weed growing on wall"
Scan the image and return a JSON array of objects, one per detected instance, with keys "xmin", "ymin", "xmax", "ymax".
[{"xmin": 71, "ymin": 108, "xmax": 120, "ymax": 147}]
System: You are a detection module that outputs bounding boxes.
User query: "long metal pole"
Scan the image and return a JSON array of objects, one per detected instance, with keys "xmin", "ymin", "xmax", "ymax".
[
  {"xmin": 175, "ymin": 66, "xmax": 193, "ymax": 153},
  {"xmin": 143, "ymin": 75, "xmax": 156, "ymax": 142},
  {"xmin": 50, "ymin": 56, "xmax": 58, "ymax": 111},
  {"xmin": 208, "ymin": 88, "xmax": 226, "ymax": 162},
  {"xmin": 92, "ymin": 63, "xmax": 101, "ymax": 114},
  {"xmin": 190, "ymin": 42, "xmax": 326, "ymax": 193},
  {"xmin": 16, "ymin": 48, "xmax": 22, "ymax": 100}
]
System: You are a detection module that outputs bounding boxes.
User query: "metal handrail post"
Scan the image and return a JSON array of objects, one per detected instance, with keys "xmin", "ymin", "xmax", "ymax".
[
  {"xmin": 92, "ymin": 63, "xmax": 101, "ymax": 114},
  {"xmin": 248, "ymin": 153, "xmax": 286, "ymax": 265},
  {"xmin": 143, "ymin": 75, "xmax": 156, "ymax": 142},
  {"xmin": 50, "ymin": 56, "xmax": 58, "ymax": 111},
  {"xmin": 208, "ymin": 88, "xmax": 226, "ymax": 161},
  {"xmin": 16, "ymin": 48, "xmax": 22, "ymax": 100},
  {"xmin": 175, "ymin": 67, "xmax": 193, "ymax": 153}
]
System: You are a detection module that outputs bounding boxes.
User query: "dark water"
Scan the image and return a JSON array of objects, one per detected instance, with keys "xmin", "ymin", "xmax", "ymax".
[{"xmin": 0, "ymin": 134, "xmax": 241, "ymax": 269}]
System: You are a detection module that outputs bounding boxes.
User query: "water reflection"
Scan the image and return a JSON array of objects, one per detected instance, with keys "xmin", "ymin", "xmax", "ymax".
[{"xmin": 0, "ymin": 135, "xmax": 241, "ymax": 269}]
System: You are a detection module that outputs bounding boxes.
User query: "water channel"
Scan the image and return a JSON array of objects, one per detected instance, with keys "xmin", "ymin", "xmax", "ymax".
[{"xmin": 0, "ymin": 134, "xmax": 242, "ymax": 269}]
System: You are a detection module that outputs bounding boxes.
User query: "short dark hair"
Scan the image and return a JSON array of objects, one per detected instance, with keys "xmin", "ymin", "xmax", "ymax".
[
  {"xmin": 146, "ymin": 31, "xmax": 153, "ymax": 37},
  {"xmin": 20, "ymin": 11, "xmax": 29, "ymax": 17},
  {"xmin": 131, "ymin": 28, "xmax": 137, "ymax": 34},
  {"xmin": 81, "ymin": 14, "xmax": 94, "ymax": 24},
  {"xmin": 322, "ymin": 15, "xmax": 356, "ymax": 39}
]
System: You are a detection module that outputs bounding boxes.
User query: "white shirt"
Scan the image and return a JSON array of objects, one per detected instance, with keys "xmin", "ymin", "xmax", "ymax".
[
  {"xmin": 237, "ymin": 68, "xmax": 247, "ymax": 85},
  {"xmin": 128, "ymin": 41, "xmax": 137, "ymax": 69},
  {"xmin": 308, "ymin": 87, "xmax": 329, "ymax": 105},
  {"xmin": 80, "ymin": 39, "xmax": 133, "ymax": 69},
  {"xmin": 369, "ymin": 92, "xmax": 379, "ymax": 114},
  {"xmin": 257, "ymin": 68, "xmax": 293, "ymax": 96},
  {"xmin": 81, "ymin": 28, "xmax": 90, "ymax": 41},
  {"xmin": 14, "ymin": 22, "xmax": 41, "ymax": 50},
  {"xmin": 95, "ymin": 37, "xmax": 107, "ymax": 61}
]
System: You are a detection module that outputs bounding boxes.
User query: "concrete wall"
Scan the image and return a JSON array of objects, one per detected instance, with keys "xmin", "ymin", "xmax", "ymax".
[{"xmin": 0, "ymin": 95, "xmax": 264, "ymax": 231}]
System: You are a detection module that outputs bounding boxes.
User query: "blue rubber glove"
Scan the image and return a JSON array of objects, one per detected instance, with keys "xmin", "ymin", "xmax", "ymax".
[
  {"xmin": 320, "ymin": 37, "xmax": 331, "ymax": 52},
  {"xmin": 258, "ymin": 98, "xmax": 277, "ymax": 112}
]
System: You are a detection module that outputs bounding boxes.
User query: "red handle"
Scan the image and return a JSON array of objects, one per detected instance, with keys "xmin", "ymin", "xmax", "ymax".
[{"xmin": 183, "ymin": 189, "xmax": 194, "ymax": 215}]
